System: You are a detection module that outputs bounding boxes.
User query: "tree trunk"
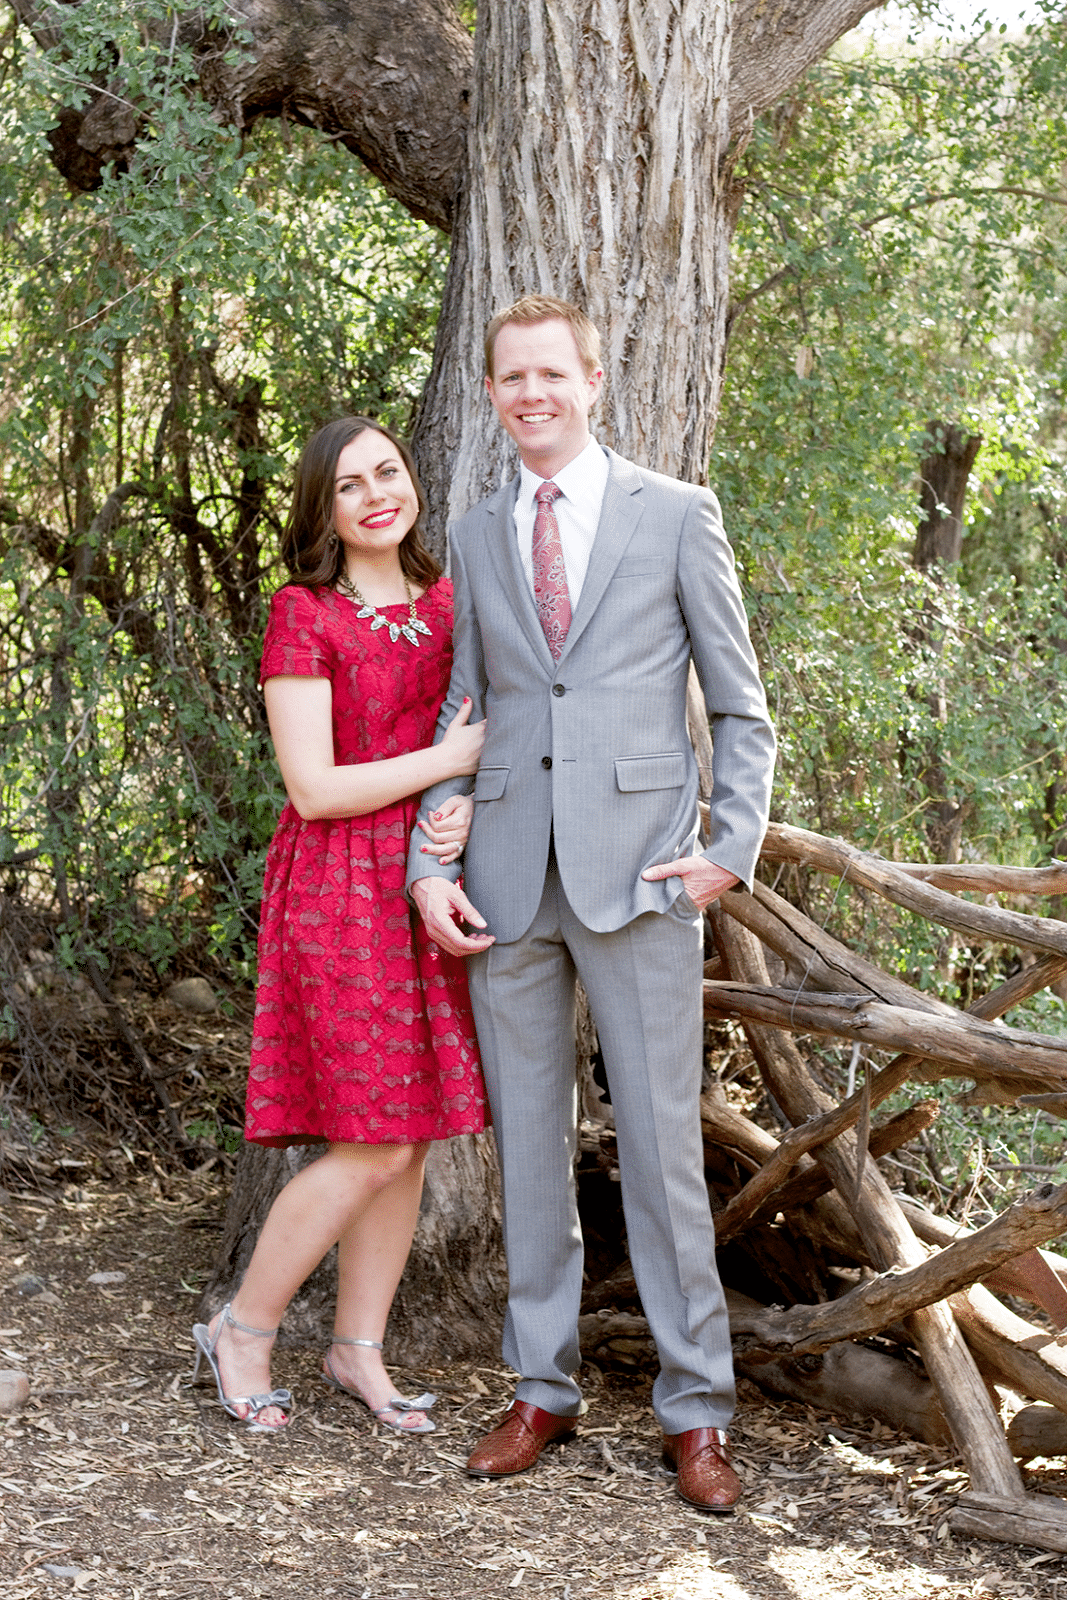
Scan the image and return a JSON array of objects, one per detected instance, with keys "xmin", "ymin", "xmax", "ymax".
[
  {"xmin": 412, "ymin": 0, "xmax": 736, "ymax": 554},
  {"xmin": 911, "ymin": 420, "xmax": 982, "ymax": 861},
  {"xmin": 14, "ymin": 0, "xmax": 880, "ymax": 223},
  {"xmin": 914, "ymin": 421, "xmax": 982, "ymax": 573}
]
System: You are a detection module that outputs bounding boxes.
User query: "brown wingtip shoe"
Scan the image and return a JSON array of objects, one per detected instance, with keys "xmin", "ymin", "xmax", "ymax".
[
  {"xmin": 466, "ymin": 1399, "xmax": 579, "ymax": 1478},
  {"xmin": 661, "ymin": 1426, "xmax": 741, "ymax": 1514}
]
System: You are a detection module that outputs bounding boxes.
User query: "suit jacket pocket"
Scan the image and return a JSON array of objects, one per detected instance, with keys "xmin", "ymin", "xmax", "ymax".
[
  {"xmin": 474, "ymin": 766, "xmax": 510, "ymax": 801},
  {"xmin": 613, "ymin": 557, "xmax": 670, "ymax": 579},
  {"xmin": 614, "ymin": 752, "xmax": 687, "ymax": 792}
]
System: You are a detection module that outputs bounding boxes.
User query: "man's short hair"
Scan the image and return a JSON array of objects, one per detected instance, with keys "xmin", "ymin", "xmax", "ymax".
[{"xmin": 484, "ymin": 295, "xmax": 602, "ymax": 379}]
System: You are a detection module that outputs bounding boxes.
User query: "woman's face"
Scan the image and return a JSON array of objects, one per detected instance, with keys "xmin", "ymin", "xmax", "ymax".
[{"xmin": 332, "ymin": 429, "xmax": 419, "ymax": 560}]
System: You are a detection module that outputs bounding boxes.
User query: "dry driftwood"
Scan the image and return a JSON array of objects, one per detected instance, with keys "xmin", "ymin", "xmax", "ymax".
[
  {"xmin": 722, "ymin": 878, "xmax": 956, "ymax": 1014},
  {"xmin": 709, "ymin": 910, "xmax": 1023, "ymax": 1499},
  {"xmin": 892, "ymin": 862, "xmax": 1067, "ymax": 896},
  {"xmin": 703, "ymin": 981, "xmax": 1067, "ymax": 1092},
  {"xmin": 900, "ymin": 1199, "xmax": 1067, "ymax": 1329},
  {"xmin": 1006, "ymin": 1405, "xmax": 1067, "ymax": 1462},
  {"xmin": 707, "ymin": 949, "xmax": 1067, "ymax": 1245},
  {"xmin": 760, "ymin": 820, "xmax": 1067, "ymax": 959},
  {"xmin": 950, "ymin": 1489, "xmax": 1067, "ymax": 1552},
  {"xmin": 711, "ymin": 1099, "xmax": 938, "ymax": 1246},
  {"xmin": 693, "ymin": 769, "xmax": 1066, "ymax": 1537},
  {"xmin": 726, "ymin": 1290, "xmax": 951, "ymax": 1445},
  {"xmin": 728, "ymin": 1183, "xmax": 1067, "ymax": 1357},
  {"xmin": 757, "ymin": 1101, "xmax": 940, "ymax": 1220},
  {"xmin": 949, "ymin": 1285, "xmax": 1067, "ymax": 1418}
]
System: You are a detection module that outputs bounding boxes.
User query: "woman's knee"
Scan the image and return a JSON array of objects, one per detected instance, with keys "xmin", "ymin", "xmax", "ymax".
[{"xmin": 327, "ymin": 1140, "xmax": 422, "ymax": 1189}]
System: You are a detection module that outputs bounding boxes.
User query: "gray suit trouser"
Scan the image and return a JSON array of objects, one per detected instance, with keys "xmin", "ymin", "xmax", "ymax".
[{"xmin": 466, "ymin": 852, "xmax": 735, "ymax": 1435}]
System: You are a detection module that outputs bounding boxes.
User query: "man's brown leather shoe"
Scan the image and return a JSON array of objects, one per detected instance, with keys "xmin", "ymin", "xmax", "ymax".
[
  {"xmin": 661, "ymin": 1427, "xmax": 741, "ymax": 1513},
  {"xmin": 467, "ymin": 1400, "xmax": 578, "ymax": 1478}
]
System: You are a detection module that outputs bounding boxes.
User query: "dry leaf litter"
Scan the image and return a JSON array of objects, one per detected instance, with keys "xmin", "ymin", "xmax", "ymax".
[{"xmin": 1, "ymin": 988, "xmax": 1067, "ymax": 1600}]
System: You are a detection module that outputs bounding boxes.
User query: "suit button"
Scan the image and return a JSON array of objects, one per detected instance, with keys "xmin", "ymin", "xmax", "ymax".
[
  {"xmin": 552, "ymin": 683, "xmax": 565, "ymax": 697},
  {"xmin": 541, "ymin": 756, "xmax": 553, "ymax": 769}
]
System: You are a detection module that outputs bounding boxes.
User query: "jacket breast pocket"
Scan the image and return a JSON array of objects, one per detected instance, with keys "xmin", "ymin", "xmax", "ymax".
[
  {"xmin": 614, "ymin": 753, "xmax": 687, "ymax": 792},
  {"xmin": 474, "ymin": 766, "xmax": 510, "ymax": 802},
  {"xmin": 613, "ymin": 557, "xmax": 670, "ymax": 579}
]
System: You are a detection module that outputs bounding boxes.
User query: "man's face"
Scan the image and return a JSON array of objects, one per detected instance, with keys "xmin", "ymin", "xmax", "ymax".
[{"xmin": 485, "ymin": 318, "xmax": 603, "ymax": 479}]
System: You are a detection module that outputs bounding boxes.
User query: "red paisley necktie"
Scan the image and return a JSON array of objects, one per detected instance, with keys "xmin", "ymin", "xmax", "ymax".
[{"xmin": 532, "ymin": 480, "xmax": 571, "ymax": 660}]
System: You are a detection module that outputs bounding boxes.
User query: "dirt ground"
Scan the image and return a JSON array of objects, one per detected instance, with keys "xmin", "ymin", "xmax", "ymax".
[{"xmin": 3, "ymin": 1175, "xmax": 1067, "ymax": 1600}]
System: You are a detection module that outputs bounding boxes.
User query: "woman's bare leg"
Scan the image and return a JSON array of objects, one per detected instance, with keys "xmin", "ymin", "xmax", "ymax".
[
  {"xmin": 324, "ymin": 1142, "xmax": 431, "ymax": 1428},
  {"xmin": 204, "ymin": 1141, "xmax": 421, "ymax": 1426}
]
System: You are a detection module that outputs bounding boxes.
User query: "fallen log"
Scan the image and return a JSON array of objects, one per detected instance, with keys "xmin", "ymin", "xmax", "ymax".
[
  {"xmin": 759, "ymin": 820, "xmax": 1067, "ymax": 959},
  {"xmin": 950, "ymin": 1489, "xmax": 1067, "ymax": 1553},
  {"xmin": 1006, "ymin": 1405, "xmax": 1067, "ymax": 1462},
  {"xmin": 709, "ymin": 910, "xmax": 1023, "ymax": 1499},
  {"xmin": 703, "ymin": 981, "xmax": 1067, "ymax": 1091},
  {"xmin": 728, "ymin": 1183, "xmax": 1067, "ymax": 1357},
  {"xmin": 578, "ymin": 1309, "xmax": 655, "ymax": 1370},
  {"xmin": 726, "ymin": 1290, "xmax": 951, "ymax": 1447}
]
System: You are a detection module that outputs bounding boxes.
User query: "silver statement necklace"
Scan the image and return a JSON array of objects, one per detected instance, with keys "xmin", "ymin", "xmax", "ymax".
[{"xmin": 336, "ymin": 571, "xmax": 432, "ymax": 647}]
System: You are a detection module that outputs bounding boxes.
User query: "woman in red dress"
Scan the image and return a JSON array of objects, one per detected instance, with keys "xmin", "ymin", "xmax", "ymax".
[{"xmin": 193, "ymin": 417, "xmax": 486, "ymax": 1433}]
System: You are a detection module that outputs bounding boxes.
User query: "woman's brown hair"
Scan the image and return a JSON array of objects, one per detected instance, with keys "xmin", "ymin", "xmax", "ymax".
[{"xmin": 279, "ymin": 416, "xmax": 441, "ymax": 591}]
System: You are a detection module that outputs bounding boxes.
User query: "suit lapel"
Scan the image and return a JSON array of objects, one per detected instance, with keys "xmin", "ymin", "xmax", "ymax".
[
  {"xmin": 481, "ymin": 477, "xmax": 556, "ymax": 670},
  {"xmin": 557, "ymin": 450, "xmax": 644, "ymax": 663}
]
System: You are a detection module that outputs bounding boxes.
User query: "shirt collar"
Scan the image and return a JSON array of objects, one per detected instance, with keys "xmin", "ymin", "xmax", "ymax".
[{"xmin": 518, "ymin": 436, "xmax": 608, "ymax": 510}]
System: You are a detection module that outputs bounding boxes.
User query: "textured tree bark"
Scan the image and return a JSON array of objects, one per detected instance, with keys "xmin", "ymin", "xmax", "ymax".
[
  {"xmin": 710, "ymin": 911, "xmax": 1023, "ymax": 1500},
  {"xmin": 727, "ymin": 1291, "xmax": 952, "ymax": 1447},
  {"xmin": 12, "ymin": 0, "xmax": 879, "ymax": 225},
  {"xmin": 727, "ymin": 1181, "xmax": 1067, "ymax": 1355},
  {"xmin": 914, "ymin": 422, "xmax": 983, "ymax": 573},
  {"xmin": 412, "ymin": 0, "xmax": 737, "ymax": 552},
  {"xmin": 10, "ymin": 0, "xmax": 474, "ymax": 229}
]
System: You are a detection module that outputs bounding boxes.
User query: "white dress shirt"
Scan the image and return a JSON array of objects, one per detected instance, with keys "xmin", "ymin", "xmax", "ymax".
[{"xmin": 514, "ymin": 436, "xmax": 610, "ymax": 607}]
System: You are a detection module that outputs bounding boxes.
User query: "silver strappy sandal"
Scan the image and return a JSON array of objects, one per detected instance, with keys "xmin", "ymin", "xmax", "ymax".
[
  {"xmin": 322, "ymin": 1336, "xmax": 436, "ymax": 1434},
  {"xmin": 191, "ymin": 1302, "xmax": 292, "ymax": 1432}
]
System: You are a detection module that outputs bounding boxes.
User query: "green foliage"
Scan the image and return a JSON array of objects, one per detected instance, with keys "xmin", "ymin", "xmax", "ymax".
[
  {"xmin": 0, "ymin": 7, "xmax": 446, "ymax": 993},
  {"xmin": 715, "ymin": 6, "xmax": 1067, "ymax": 1197},
  {"xmin": 718, "ymin": 3, "xmax": 1067, "ymax": 881}
]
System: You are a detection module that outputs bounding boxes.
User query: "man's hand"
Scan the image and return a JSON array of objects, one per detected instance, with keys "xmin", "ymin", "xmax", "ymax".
[
  {"xmin": 411, "ymin": 876, "xmax": 495, "ymax": 957},
  {"xmin": 416, "ymin": 793, "xmax": 474, "ymax": 865},
  {"xmin": 641, "ymin": 855, "xmax": 739, "ymax": 912}
]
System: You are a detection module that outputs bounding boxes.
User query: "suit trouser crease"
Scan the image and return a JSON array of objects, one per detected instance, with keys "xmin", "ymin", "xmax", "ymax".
[{"xmin": 467, "ymin": 855, "xmax": 735, "ymax": 1434}]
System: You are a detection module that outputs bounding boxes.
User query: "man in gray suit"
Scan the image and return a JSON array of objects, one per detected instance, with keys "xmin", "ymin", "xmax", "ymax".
[{"xmin": 408, "ymin": 295, "xmax": 775, "ymax": 1512}]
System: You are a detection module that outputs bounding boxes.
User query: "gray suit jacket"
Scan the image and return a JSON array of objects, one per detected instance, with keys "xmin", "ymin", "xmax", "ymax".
[{"xmin": 406, "ymin": 448, "xmax": 776, "ymax": 945}]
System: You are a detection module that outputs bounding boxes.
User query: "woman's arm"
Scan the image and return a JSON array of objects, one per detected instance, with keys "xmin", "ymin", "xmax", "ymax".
[{"xmin": 264, "ymin": 676, "xmax": 483, "ymax": 822}]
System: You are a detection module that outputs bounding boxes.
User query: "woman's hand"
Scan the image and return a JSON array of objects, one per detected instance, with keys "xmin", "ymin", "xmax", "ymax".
[
  {"xmin": 417, "ymin": 794, "xmax": 474, "ymax": 864},
  {"xmin": 437, "ymin": 698, "xmax": 484, "ymax": 778}
]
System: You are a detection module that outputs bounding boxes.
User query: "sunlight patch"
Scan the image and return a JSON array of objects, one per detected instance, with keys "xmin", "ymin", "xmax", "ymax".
[{"xmin": 616, "ymin": 1553, "xmax": 756, "ymax": 1600}]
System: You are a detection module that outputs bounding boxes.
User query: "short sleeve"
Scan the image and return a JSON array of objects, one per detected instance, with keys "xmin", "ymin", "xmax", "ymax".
[{"xmin": 260, "ymin": 586, "xmax": 334, "ymax": 684}]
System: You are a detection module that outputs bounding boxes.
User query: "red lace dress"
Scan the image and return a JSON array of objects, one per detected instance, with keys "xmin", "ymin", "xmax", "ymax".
[{"xmin": 245, "ymin": 580, "xmax": 485, "ymax": 1148}]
